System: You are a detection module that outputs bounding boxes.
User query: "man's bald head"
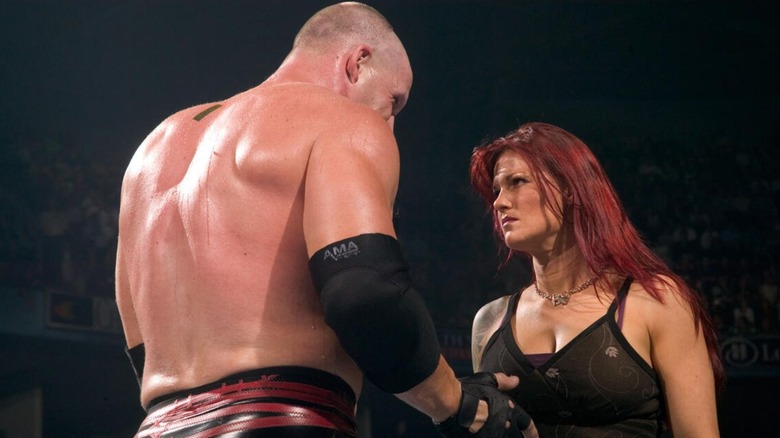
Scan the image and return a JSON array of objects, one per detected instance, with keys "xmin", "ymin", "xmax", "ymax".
[
  {"xmin": 293, "ymin": 2, "xmax": 395, "ymax": 52},
  {"xmin": 277, "ymin": 2, "xmax": 411, "ymax": 127}
]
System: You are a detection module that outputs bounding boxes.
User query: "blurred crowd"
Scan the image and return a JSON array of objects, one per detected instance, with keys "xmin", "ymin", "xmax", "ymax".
[
  {"xmin": 1, "ymin": 128, "xmax": 778, "ymax": 339},
  {"xmin": 603, "ymin": 131, "xmax": 779, "ymax": 337},
  {"xmin": 1, "ymin": 136, "xmax": 122, "ymax": 298}
]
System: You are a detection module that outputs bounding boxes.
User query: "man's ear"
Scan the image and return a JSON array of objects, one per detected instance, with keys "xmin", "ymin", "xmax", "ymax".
[{"xmin": 345, "ymin": 45, "xmax": 372, "ymax": 84}]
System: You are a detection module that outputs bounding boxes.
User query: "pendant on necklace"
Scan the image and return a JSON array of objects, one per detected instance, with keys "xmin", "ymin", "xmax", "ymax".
[{"xmin": 552, "ymin": 294, "xmax": 571, "ymax": 306}]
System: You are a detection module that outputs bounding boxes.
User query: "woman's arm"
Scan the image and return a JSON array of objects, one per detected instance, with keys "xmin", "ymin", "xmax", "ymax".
[
  {"xmin": 471, "ymin": 296, "xmax": 511, "ymax": 372},
  {"xmin": 649, "ymin": 284, "xmax": 720, "ymax": 437}
]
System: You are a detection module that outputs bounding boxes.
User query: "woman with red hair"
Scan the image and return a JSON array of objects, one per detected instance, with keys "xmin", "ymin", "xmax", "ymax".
[{"xmin": 469, "ymin": 122, "xmax": 723, "ymax": 437}]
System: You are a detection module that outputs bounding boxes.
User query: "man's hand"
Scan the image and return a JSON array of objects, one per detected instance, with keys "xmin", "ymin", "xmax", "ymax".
[{"xmin": 434, "ymin": 372, "xmax": 538, "ymax": 437}]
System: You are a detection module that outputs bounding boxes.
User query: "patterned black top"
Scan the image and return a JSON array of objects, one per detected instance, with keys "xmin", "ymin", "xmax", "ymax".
[{"xmin": 480, "ymin": 278, "xmax": 664, "ymax": 437}]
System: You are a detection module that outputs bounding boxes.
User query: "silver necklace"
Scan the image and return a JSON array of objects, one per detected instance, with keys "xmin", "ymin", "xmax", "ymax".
[{"xmin": 534, "ymin": 274, "xmax": 599, "ymax": 306}]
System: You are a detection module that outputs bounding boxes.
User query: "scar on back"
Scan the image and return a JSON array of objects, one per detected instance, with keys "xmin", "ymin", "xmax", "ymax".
[{"xmin": 193, "ymin": 104, "xmax": 223, "ymax": 121}]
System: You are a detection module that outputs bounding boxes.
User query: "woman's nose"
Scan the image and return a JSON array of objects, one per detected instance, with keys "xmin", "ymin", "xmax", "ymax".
[{"xmin": 493, "ymin": 191, "xmax": 509, "ymax": 211}]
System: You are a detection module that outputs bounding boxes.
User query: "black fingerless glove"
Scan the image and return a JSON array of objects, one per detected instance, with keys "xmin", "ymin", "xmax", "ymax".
[{"xmin": 434, "ymin": 373, "xmax": 532, "ymax": 437}]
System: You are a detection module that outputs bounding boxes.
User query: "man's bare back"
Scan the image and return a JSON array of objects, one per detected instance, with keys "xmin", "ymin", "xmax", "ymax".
[{"xmin": 116, "ymin": 83, "xmax": 366, "ymax": 407}]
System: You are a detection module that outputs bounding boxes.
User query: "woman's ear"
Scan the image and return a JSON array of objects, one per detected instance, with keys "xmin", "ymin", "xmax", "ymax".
[
  {"xmin": 345, "ymin": 45, "xmax": 372, "ymax": 84},
  {"xmin": 562, "ymin": 187, "xmax": 574, "ymax": 201}
]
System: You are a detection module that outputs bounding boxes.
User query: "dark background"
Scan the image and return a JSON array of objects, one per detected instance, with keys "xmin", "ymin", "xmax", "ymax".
[{"xmin": 1, "ymin": 0, "xmax": 778, "ymax": 436}]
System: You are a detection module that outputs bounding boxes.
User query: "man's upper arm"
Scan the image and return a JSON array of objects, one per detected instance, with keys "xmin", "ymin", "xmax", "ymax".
[{"xmin": 303, "ymin": 110, "xmax": 400, "ymax": 255}]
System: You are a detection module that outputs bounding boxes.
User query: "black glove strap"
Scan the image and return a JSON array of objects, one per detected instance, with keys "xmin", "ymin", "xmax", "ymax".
[
  {"xmin": 457, "ymin": 390, "xmax": 481, "ymax": 428},
  {"xmin": 434, "ymin": 373, "xmax": 532, "ymax": 437}
]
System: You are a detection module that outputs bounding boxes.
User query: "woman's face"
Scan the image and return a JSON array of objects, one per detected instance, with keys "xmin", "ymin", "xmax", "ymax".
[{"xmin": 492, "ymin": 150, "xmax": 565, "ymax": 255}]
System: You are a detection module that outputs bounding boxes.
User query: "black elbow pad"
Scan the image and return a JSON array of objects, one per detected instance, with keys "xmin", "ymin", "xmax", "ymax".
[{"xmin": 309, "ymin": 234, "xmax": 441, "ymax": 393}]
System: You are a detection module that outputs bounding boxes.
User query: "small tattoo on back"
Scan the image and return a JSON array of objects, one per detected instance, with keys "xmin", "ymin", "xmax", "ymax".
[{"xmin": 193, "ymin": 104, "xmax": 223, "ymax": 121}]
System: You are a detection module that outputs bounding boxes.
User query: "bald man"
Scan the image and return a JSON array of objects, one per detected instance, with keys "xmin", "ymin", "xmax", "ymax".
[{"xmin": 116, "ymin": 3, "xmax": 535, "ymax": 437}]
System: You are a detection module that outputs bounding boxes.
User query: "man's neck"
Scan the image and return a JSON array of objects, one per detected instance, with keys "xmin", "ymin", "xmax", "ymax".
[{"xmin": 265, "ymin": 53, "xmax": 345, "ymax": 96}]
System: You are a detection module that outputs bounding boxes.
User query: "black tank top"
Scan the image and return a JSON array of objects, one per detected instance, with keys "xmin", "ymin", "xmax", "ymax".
[{"xmin": 480, "ymin": 278, "xmax": 664, "ymax": 437}]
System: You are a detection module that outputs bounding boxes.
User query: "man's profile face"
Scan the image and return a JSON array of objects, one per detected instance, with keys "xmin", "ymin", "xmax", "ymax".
[{"xmin": 349, "ymin": 38, "xmax": 412, "ymax": 130}]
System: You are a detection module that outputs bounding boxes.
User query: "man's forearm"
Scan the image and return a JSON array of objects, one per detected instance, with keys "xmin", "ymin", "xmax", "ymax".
[{"xmin": 395, "ymin": 355, "xmax": 461, "ymax": 423}]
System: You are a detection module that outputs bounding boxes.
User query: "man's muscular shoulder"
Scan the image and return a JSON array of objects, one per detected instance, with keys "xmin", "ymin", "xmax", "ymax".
[
  {"xmin": 126, "ymin": 103, "xmax": 217, "ymax": 171},
  {"xmin": 309, "ymin": 94, "xmax": 396, "ymax": 151}
]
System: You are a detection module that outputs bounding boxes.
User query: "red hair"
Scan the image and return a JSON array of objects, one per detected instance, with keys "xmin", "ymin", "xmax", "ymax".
[{"xmin": 470, "ymin": 122, "xmax": 724, "ymax": 392}]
